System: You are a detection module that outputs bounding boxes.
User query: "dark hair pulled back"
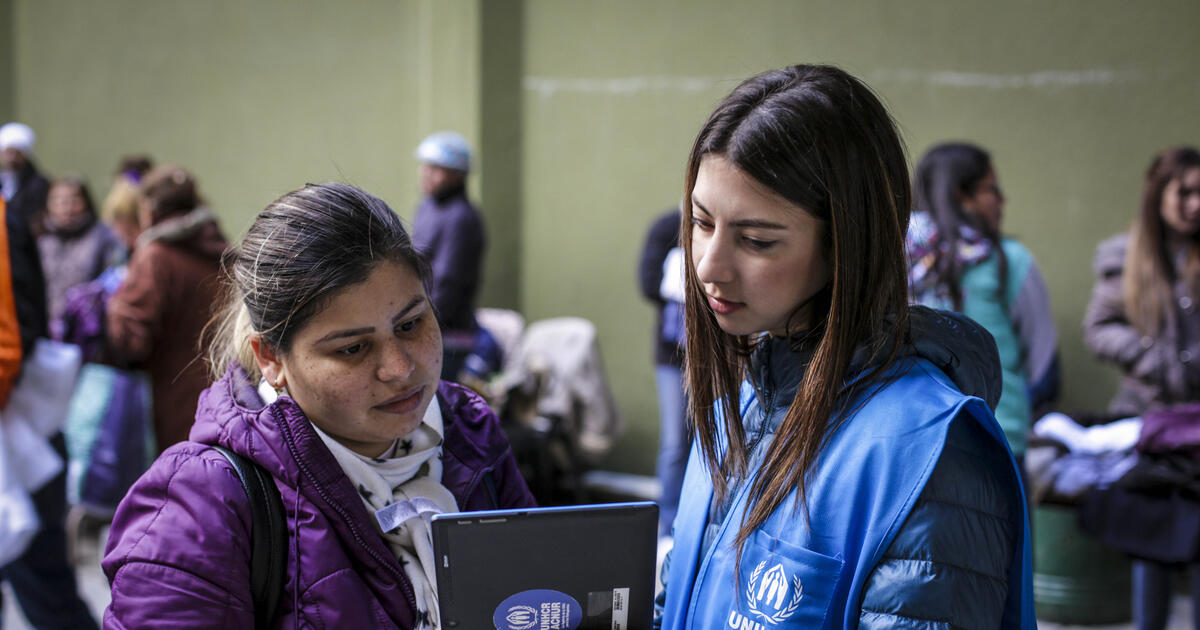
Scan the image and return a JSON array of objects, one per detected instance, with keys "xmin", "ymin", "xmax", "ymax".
[
  {"xmin": 911, "ymin": 142, "xmax": 1007, "ymax": 310},
  {"xmin": 208, "ymin": 182, "xmax": 430, "ymax": 380},
  {"xmin": 139, "ymin": 164, "xmax": 202, "ymax": 220}
]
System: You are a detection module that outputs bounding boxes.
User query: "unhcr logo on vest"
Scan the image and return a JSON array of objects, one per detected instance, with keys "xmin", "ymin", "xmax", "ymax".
[{"xmin": 727, "ymin": 561, "xmax": 804, "ymax": 628}]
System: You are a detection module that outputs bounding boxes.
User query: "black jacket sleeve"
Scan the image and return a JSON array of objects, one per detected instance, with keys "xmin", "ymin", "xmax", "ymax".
[
  {"xmin": 858, "ymin": 412, "xmax": 1019, "ymax": 628},
  {"xmin": 639, "ymin": 209, "xmax": 681, "ymax": 303},
  {"xmin": 7, "ymin": 203, "xmax": 46, "ymax": 354}
]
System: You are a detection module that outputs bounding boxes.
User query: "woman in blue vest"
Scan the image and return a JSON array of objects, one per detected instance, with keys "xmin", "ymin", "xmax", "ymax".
[
  {"xmin": 654, "ymin": 65, "xmax": 1034, "ymax": 628},
  {"xmin": 906, "ymin": 143, "xmax": 1060, "ymax": 483}
]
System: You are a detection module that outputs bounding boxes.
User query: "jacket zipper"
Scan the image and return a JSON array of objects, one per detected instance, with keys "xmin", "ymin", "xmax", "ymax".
[{"xmin": 273, "ymin": 405, "xmax": 419, "ymax": 614}]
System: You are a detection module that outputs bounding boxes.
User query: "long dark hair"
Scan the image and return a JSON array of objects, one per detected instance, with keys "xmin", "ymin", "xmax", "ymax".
[
  {"xmin": 911, "ymin": 142, "xmax": 1006, "ymax": 310},
  {"xmin": 682, "ymin": 65, "xmax": 911, "ymax": 555},
  {"xmin": 50, "ymin": 175, "xmax": 96, "ymax": 217},
  {"xmin": 1124, "ymin": 146, "xmax": 1200, "ymax": 336},
  {"xmin": 208, "ymin": 182, "xmax": 431, "ymax": 380}
]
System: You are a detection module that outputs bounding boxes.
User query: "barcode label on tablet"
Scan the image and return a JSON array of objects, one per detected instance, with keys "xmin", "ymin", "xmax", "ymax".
[
  {"xmin": 582, "ymin": 588, "xmax": 630, "ymax": 630},
  {"xmin": 611, "ymin": 588, "xmax": 629, "ymax": 629}
]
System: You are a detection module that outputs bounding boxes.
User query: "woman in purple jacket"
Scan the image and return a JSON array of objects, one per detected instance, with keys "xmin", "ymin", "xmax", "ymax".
[{"xmin": 102, "ymin": 182, "xmax": 535, "ymax": 629}]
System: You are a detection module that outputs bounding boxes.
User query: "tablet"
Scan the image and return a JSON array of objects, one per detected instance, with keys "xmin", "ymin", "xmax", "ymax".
[{"xmin": 432, "ymin": 501, "xmax": 658, "ymax": 630}]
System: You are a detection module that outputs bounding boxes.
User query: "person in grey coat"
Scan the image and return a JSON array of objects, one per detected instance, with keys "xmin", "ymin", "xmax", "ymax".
[
  {"xmin": 37, "ymin": 176, "xmax": 125, "ymax": 338},
  {"xmin": 1083, "ymin": 145, "xmax": 1200, "ymax": 630}
]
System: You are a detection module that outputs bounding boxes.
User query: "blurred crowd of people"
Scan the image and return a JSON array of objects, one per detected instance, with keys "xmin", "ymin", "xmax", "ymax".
[
  {"xmin": 0, "ymin": 121, "xmax": 236, "ymax": 628},
  {"xmin": 0, "ymin": 122, "xmax": 527, "ymax": 629}
]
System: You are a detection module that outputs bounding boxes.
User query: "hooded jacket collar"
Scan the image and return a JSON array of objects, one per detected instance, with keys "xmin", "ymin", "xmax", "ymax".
[
  {"xmin": 748, "ymin": 305, "xmax": 1002, "ymax": 413},
  {"xmin": 136, "ymin": 206, "xmax": 228, "ymax": 260}
]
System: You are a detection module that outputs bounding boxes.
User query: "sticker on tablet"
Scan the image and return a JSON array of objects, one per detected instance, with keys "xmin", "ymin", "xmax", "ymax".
[
  {"xmin": 584, "ymin": 588, "xmax": 630, "ymax": 629},
  {"xmin": 494, "ymin": 589, "xmax": 583, "ymax": 630}
]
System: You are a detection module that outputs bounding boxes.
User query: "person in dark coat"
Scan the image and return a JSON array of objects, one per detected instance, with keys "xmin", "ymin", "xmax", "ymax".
[
  {"xmin": 0, "ymin": 123, "xmax": 49, "ymax": 351},
  {"xmin": 0, "ymin": 122, "xmax": 50, "ymax": 235},
  {"xmin": 103, "ymin": 182, "xmax": 534, "ymax": 628},
  {"xmin": 412, "ymin": 131, "xmax": 485, "ymax": 382},
  {"xmin": 638, "ymin": 206, "xmax": 689, "ymax": 536},
  {"xmin": 106, "ymin": 164, "xmax": 228, "ymax": 452}
]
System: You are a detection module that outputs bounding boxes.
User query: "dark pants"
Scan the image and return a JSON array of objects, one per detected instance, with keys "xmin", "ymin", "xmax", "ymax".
[
  {"xmin": 654, "ymin": 365, "xmax": 689, "ymax": 537},
  {"xmin": 1133, "ymin": 560, "xmax": 1200, "ymax": 630},
  {"xmin": 0, "ymin": 433, "xmax": 98, "ymax": 630}
]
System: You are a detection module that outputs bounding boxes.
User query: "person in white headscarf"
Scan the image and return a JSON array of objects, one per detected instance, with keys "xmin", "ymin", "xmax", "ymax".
[{"xmin": 0, "ymin": 123, "xmax": 49, "ymax": 232}]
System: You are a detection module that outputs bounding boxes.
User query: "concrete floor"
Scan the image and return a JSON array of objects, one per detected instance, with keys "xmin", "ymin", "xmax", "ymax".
[{"xmin": 1039, "ymin": 598, "xmax": 1194, "ymax": 630}]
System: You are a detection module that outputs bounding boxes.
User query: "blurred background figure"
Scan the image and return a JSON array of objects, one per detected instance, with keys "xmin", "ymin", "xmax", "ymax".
[
  {"xmin": 0, "ymin": 160, "xmax": 98, "ymax": 627},
  {"xmin": 105, "ymin": 165, "xmax": 228, "ymax": 452},
  {"xmin": 638, "ymin": 206, "xmax": 688, "ymax": 537},
  {"xmin": 0, "ymin": 123, "xmax": 48, "ymax": 234},
  {"xmin": 36, "ymin": 176, "xmax": 124, "ymax": 341},
  {"xmin": 0, "ymin": 124, "xmax": 46, "ymax": 379},
  {"xmin": 53, "ymin": 160, "xmax": 156, "ymax": 564},
  {"xmin": 99, "ymin": 155, "xmax": 153, "ymax": 251},
  {"xmin": 907, "ymin": 142, "xmax": 1061, "ymax": 486},
  {"xmin": 1083, "ymin": 146, "xmax": 1200, "ymax": 630},
  {"xmin": 0, "ymin": 197, "xmax": 21, "ymax": 405},
  {"xmin": 412, "ymin": 131, "xmax": 485, "ymax": 382}
]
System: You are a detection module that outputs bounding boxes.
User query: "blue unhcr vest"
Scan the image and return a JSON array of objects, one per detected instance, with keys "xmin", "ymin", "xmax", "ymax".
[{"xmin": 659, "ymin": 358, "xmax": 1034, "ymax": 629}]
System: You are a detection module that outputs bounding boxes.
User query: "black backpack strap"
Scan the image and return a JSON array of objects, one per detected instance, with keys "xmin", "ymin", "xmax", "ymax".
[{"xmin": 210, "ymin": 445, "xmax": 287, "ymax": 629}]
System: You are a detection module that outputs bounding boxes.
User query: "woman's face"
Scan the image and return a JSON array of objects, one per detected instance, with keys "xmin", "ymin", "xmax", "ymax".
[
  {"xmin": 961, "ymin": 168, "xmax": 1005, "ymax": 235},
  {"xmin": 255, "ymin": 260, "xmax": 443, "ymax": 457},
  {"xmin": 1160, "ymin": 167, "xmax": 1200, "ymax": 238},
  {"xmin": 46, "ymin": 183, "xmax": 89, "ymax": 231},
  {"xmin": 690, "ymin": 155, "xmax": 830, "ymax": 337}
]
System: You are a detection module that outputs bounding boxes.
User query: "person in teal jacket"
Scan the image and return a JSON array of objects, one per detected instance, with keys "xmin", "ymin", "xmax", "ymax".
[
  {"xmin": 906, "ymin": 143, "xmax": 1060, "ymax": 474},
  {"xmin": 654, "ymin": 65, "xmax": 1034, "ymax": 628}
]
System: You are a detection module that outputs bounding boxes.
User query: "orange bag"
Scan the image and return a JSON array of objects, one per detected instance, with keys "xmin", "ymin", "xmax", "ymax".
[{"xmin": 0, "ymin": 198, "xmax": 24, "ymax": 407}]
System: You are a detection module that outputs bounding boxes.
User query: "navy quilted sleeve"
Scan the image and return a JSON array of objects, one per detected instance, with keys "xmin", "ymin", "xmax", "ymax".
[{"xmin": 858, "ymin": 412, "xmax": 1019, "ymax": 629}]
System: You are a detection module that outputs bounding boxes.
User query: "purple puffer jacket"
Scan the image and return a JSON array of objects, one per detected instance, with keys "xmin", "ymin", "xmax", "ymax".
[{"xmin": 102, "ymin": 364, "xmax": 535, "ymax": 629}]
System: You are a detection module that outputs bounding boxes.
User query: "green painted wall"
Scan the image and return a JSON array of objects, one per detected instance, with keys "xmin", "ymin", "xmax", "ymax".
[
  {"xmin": 0, "ymin": 0, "xmax": 11, "ymax": 122},
  {"xmin": 9, "ymin": 1, "xmax": 1200, "ymax": 475},
  {"xmin": 9, "ymin": 0, "xmax": 521, "ymax": 305},
  {"xmin": 519, "ymin": 0, "xmax": 1200, "ymax": 473},
  {"xmin": 478, "ymin": 0, "xmax": 524, "ymax": 311},
  {"xmin": 12, "ymin": 0, "xmax": 462, "ymax": 236}
]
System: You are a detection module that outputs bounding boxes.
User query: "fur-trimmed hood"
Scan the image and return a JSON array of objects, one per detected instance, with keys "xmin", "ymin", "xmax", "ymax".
[{"xmin": 135, "ymin": 206, "xmax": 228, "ymax": 261}]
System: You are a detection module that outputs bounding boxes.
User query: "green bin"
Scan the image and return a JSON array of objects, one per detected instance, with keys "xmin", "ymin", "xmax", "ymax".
[{"xmin": 1033, "ymin": 503, "xmax": 1131, "ymax": 624}]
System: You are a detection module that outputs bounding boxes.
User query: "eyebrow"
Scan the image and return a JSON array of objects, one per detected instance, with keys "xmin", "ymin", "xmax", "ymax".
[
  {"xmin": 314, "ymin": 295, "xmax": 426, "ymax": 344},
  {"xmin": 691, "ymin": 198, "xmax": 789, "ymax": 230}
]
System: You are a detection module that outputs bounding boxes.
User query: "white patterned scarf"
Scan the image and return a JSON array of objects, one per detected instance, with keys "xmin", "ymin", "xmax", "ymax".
[{"xmin": 260, "ymin": 382, "xmax": 456, "ymax": 628}]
